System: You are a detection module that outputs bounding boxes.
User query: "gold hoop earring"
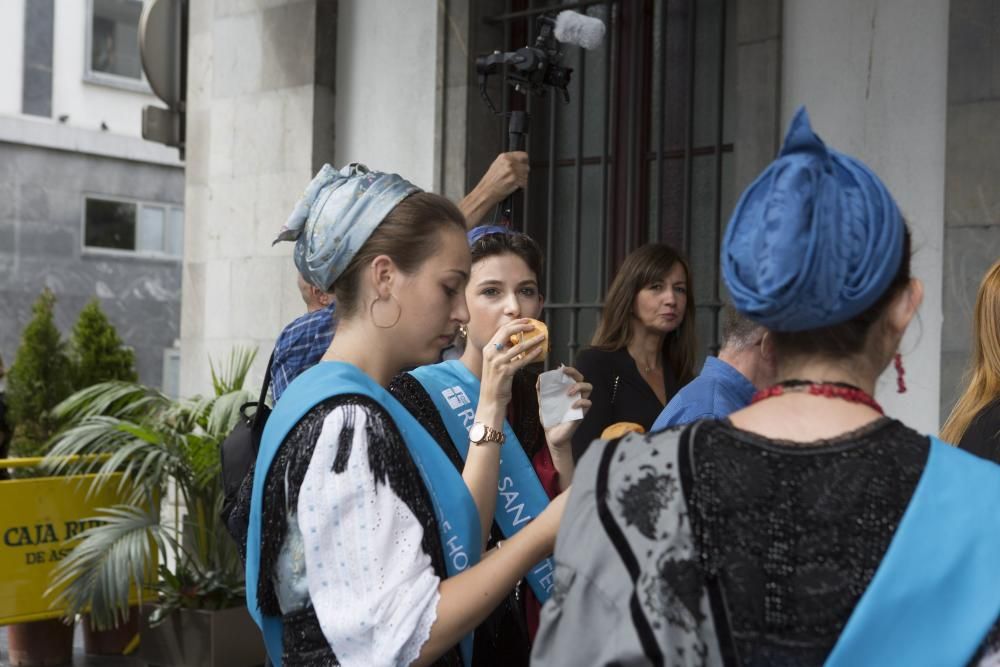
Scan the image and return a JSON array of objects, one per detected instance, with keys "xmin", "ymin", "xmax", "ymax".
[{"xmin": 370, "ymin": 294, "xmax": 402, "ymax": 329}]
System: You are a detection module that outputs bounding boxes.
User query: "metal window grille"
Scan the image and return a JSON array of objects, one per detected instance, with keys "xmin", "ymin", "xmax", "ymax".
[{"xmin": 483, "ymin": 0, "xmax": 734, "ymax": 366}]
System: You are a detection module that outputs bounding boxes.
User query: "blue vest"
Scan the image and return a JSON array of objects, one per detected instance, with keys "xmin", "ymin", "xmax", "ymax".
[
  {"xmin": 245, "ymin": 362, "xmax": 481, "ymax": 666},
  {"xmin": 408, "ymin": 359, "xmax": 556, "ymax": 602},
  {"xmin": 827, "ymin": 437, "xmax": 1000, "ymax": 665}
]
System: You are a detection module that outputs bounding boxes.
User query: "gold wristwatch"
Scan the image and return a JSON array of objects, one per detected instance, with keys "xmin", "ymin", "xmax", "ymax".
[{"xmin": 469, "ymin": 422, "xmax": 505, "ymax": 446}]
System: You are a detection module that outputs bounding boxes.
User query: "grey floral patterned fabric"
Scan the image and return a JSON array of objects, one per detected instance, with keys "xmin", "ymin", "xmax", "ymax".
[
  {"xmin": 533, "ymin": 419, "xmax": 1000, "ymax": 667},
  {"xmin": 532, "ymin": 427, "xmax": 725, "ymax": 666}
]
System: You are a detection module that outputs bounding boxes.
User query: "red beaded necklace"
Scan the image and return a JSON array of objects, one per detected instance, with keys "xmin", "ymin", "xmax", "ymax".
[{"xmin": 751, "ymin": 380, "xmax": 884, "ymax": 415}]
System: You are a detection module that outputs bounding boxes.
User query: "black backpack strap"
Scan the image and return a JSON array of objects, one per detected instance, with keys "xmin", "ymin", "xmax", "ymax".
[
  {"xmin": 237, "ymin": 351, "xmax": 275, "ymax": 453},
  {"xmin": 253, "ymin": 351, "xmax": 275, "ymax": 429},
  {"xmin": 220, "ymin": 349, "xmax": 278, "ymax": 549}
]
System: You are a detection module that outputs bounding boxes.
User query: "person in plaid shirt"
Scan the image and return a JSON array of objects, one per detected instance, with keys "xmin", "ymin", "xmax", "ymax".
[{"xmin": 270, "ymin": 273, "xmax": 337, "ymax": 401}]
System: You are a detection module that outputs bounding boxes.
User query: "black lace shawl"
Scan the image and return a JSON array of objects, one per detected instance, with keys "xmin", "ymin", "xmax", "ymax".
[{"xmin": 683, "ymin": 418, "xmax": 1000, "ymax": 665}]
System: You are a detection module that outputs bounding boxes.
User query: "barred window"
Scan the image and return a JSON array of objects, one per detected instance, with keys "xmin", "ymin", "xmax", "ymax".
[{"xmin": 484, "ymin": 0, "xmax": 734, "ymax": 363}]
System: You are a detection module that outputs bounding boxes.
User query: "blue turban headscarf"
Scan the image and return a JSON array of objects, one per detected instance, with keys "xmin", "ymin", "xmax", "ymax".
[
  {"xmin": 274, "ymin": 163, "xmax": 421, "ymax": 291},
  {"xmin": 721, "ymin": 107, "xmax": 905, "ymax": 332}
]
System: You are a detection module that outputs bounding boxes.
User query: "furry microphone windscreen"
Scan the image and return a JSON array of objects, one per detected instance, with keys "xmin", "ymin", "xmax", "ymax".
[{"xmin": 554, "ymin": 10, "xmax": 606, "ymax": 50}]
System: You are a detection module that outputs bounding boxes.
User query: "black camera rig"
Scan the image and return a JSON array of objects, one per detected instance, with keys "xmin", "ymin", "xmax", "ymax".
[
  {"xmin": 475, "ymin": 14, "xmax": 573, "ymax": 116},
  {"xmin": 475, "ymin": 13, "xmax": 574, "ymax": 226}
]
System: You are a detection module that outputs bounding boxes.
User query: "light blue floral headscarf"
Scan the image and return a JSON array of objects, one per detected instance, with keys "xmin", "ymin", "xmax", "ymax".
[{"xmin": 274, "ymin": 163, "xmax": 421, "ymax": 291}]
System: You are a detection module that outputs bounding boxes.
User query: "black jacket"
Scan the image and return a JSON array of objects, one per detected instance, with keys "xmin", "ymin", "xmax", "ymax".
[
  {"xmin": 571, "ymin": 347, "xmax": 679, "ymax": 462},
  {"xmin": 958, "ymin": 398, "xmax": 1000, "ymax": 464}
]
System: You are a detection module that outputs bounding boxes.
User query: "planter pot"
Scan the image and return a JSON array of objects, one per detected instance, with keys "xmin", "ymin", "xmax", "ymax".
[
  {"xmin": 138, "ymin": 605, "xmax": 266, "ymax": 667},
  {"xmin": 5, "ymin": 618, "xmax": 75, "ymax": 666},
  {"xmin": 82, "ymin": 605, "xmax": 140, "ymax": 655}
]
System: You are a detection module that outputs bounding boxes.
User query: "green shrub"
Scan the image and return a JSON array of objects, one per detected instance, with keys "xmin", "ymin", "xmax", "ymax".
[
  {"xmin": 71, "ymin": 300, "xmax": 137, "ymax": 388},
  {"xmin": 7, "ymin": 289, "xmax": 73, "ymax": 459}
]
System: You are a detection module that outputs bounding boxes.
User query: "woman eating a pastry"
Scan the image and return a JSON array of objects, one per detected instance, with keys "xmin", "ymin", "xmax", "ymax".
[{"xmin": 390, "ymin": 225, "xmax": 591, "ymax": 664}]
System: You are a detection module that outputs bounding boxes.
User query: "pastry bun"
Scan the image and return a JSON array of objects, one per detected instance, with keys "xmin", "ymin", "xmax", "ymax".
[
  {"xmin": 600, "ymin": 422, "xmax": 645, "ymax": 440},
  {"xmin": 510, "ymin": 319, "xmax": 549, "ymax": 360}
]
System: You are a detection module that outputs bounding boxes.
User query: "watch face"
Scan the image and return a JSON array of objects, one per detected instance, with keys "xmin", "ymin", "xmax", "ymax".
[{"xmin": 469, "ymin": 423, "xmax": 486, "ymax": 443}]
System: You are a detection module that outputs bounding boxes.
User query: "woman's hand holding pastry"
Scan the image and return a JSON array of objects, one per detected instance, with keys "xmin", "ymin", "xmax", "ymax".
[{"xmin": 479, "ymin": 319, "xmax": 545, "ymax": 408}]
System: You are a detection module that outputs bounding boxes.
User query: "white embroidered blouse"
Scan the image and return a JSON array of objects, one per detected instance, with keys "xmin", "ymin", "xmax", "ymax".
[{"xmin": 276, "ymin": 404, "xmax": 442, "ymax": 666}]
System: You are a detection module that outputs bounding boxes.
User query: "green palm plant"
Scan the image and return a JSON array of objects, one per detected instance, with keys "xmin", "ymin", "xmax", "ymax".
[{"xmin": 42, "ymin": 347, "xmax": 259, "ymax": 630}]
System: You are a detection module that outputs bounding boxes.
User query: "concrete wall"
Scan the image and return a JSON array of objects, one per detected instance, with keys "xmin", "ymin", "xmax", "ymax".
[
  {"xmin": 181, "ymin": 1, "xmax": 446, "ymax": 397},
  {"xmin": 180, "ymin": 0, "xmax": 338, "ymax": 397},
  {"xmin": 333, "ymin": 0, "xmax": 438, "ymax": 189},
  {"xmin": 733, "ymin": 0, "xmax": 781, "ymax": 194},
  {"xmin": 0, "ymin": 133, "xmax": 184, "ymax": 388},
  {"xmin": 782, "ymin": 0, "xmax": 950, "ymax": 435},
  {"xmin": 940, "ymin": 0, "xmax": 1000, "ymax": 421}
]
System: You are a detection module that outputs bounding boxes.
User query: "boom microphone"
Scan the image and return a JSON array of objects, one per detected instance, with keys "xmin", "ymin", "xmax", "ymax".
[
  {"xmin": 554, "ymin": 10, "xmax": 606, "ymax": 50},
  {"xmin": 476, "ymin": 9, "xmax": 605, "ymax": 227}
]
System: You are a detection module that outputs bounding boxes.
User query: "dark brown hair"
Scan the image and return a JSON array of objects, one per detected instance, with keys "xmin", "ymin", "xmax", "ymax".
[
  {"xmin": 333, "ymin": 192, "xmax": 466, "ymax": 317},
  {"xmin": 469, "ymin": 231, "xmax": 544, "ymax": 288},
  {"xmin": 469, "ymin": 231, "xmax": 547, "ymax": 457},
  {"xmin": 770, "ymin": 228, "xmax": 913, "ymax": 363},
  {"xmin": 591, "ymin": 243, "xmax": 697, "ymax": 385}
]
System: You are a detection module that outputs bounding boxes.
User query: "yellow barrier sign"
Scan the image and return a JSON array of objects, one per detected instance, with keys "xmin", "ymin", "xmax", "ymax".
[{"xmin": 0, "ymin": 471, "xmax": 139, "ymax": 624}]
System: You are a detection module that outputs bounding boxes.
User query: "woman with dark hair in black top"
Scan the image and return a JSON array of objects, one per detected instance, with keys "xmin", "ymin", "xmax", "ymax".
[{"xmin": 572, "ymin": 243, "xmax": 695, "ymax": 461}]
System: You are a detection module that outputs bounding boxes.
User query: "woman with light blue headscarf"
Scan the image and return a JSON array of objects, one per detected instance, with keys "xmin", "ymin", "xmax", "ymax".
[
  {"xmin": 531, "ymin": 109, "xmax": 1000, "ymax": 666},
  {"xmin": 243, "ymin": 164, "xmax": 567, "ymax": 667}
]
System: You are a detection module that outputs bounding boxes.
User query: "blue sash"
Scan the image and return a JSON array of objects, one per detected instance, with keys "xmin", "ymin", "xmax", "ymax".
[
  {"xmin": 408, "ymin": 359, "xmax": 556, "ymax": 602},
  {"xmin": 826, "ymin": 437, "xmax": 1000, "ymax": 665},
  {"xmin": 245, "ymin": 361, "xmax": 481, "ymax": 666}
]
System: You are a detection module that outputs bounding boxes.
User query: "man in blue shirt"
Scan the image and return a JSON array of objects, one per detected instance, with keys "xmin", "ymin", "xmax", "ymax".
[{"xmin": 652, "ymin": 306, "xmax": 776, "ymax": 429}]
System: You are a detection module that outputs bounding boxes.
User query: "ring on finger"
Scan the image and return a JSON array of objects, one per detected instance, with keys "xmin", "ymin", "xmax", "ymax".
[{"xmin": 494, "ymin": 342, "xmax": 504, "ymax": 351}]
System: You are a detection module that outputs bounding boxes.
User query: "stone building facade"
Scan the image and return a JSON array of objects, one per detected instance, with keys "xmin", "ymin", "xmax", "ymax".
[
  {"xmin": 180, "ymin": 0, "xmax": 999, "ymax": 434},
  {"xmin": 0, "ymin": 0, "xmax": 184, "ymax": 392}
]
